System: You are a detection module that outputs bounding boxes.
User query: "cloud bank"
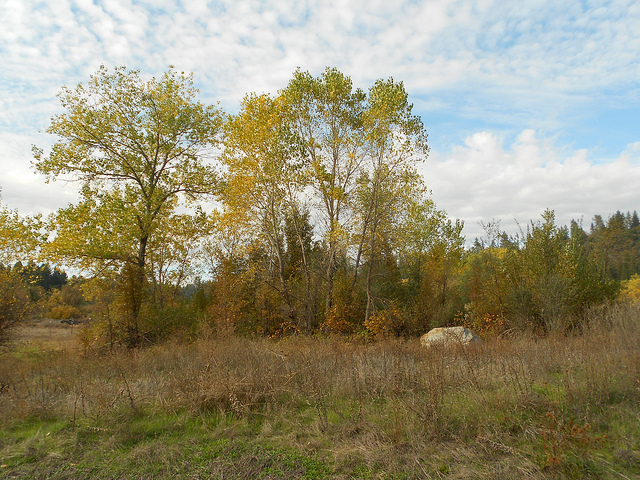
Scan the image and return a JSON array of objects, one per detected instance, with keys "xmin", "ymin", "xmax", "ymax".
[{"xmin": 426, "ymin": 130, "xmax": 640, "ymax": 241}]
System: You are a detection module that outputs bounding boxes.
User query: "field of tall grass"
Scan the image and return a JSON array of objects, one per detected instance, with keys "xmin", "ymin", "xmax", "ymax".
[{"xmin": 1, "ymin": 303, "xmax": 639, "ymax": 479}]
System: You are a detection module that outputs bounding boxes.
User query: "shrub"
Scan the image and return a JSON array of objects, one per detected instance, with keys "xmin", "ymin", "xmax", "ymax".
[
  {"xmin": 621, "ymin": 274, "xmax": 640, "ymax": 303},
  {"xmin": 48, "ymin": 304, "xmax": 83, "ymax": 320},
  {"xmin": 363, "ymin": 302, "xmax": 404, "ymax": 337},
  {"xmin": 0, "ymin": 269, "xmax": 31, "ymax": 344}
]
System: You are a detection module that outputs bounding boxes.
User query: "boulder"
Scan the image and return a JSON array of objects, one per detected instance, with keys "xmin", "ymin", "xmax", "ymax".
[{"xmin": 420, "ymin": 326, "xmax": 481, "ymax": 347}]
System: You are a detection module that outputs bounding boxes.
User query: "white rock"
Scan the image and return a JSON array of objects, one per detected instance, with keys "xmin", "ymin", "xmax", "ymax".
[{"xmin": 420, "ymin": 326, "xmax": 481, "ymax": 347}]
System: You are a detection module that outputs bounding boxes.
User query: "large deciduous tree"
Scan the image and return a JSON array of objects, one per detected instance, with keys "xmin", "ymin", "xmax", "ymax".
[
  {"xmin": 220, "ymin": 93, "xmax": 315, "ymax": 332},
  {"xmin": 33, "ymin": 66, "xmax": 223, "ymax": 345},
  {"xmin": 275, "ymin": 69, "xmax": 434, "ymax": 329},
  {"xmin": 283, "ymin": 68, "xmax": 366, "ymax": 315},
  {"xmin": 355, "ymin": 78, "xmax": 429, "ymax": 324}
]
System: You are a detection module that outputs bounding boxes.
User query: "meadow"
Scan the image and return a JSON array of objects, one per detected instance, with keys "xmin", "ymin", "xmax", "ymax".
[{"xmin": 1, "ymin": 303, "xmax": 639, "ymax": 479}]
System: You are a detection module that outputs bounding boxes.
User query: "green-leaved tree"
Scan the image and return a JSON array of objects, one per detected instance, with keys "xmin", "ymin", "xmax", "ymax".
[{"xmin": 33, "ymin": 66, "xmax": 223, "ymax": 346}]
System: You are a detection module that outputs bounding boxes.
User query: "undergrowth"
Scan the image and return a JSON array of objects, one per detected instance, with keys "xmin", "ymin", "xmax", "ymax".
[{"xmin": 1, "ymin": 303, "xmax": 639, "ymax": 479}]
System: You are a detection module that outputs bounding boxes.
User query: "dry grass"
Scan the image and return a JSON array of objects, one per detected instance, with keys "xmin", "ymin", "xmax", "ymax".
[
  {"xmin": 1, "ymin": 303, "xmax": 639, "ymax": 478},
  {"xmin": 12, "ymin": 317, "xmax": 78, "ymax": 348}
]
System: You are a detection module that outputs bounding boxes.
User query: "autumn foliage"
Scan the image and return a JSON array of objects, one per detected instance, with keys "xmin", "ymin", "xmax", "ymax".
[{"xmin": 0, "ymin": 67, "xmax": 637, "ymax": 345}]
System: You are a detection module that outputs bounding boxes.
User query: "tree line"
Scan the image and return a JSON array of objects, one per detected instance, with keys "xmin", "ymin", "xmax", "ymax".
[{"xmin": 1, "ymin": 66, "xmax": 638, "ymax": 346}]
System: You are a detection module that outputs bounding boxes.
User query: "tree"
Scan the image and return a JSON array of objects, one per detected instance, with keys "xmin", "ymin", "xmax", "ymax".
[
  {"xmin": 397, "ymin": 199, "xmax": 465, "ymax": 332},
  {"xmin": 282, "ymin": 68, "xmax": 432, "ymax": 328},
  {"xmin": 220, "ymin": 92, "xmax": 315, "ymax": 331},
  {"xmin": 203, "ymin": 210, "xmax": 257, "ymax": 335},
  {"xmin": 0, "ymin": 268, "xmax": 31, "ymax": 345},
  {"xmin": 591, "ymin": 211, "xmax": 639, "ymax": 281},
  {"xmin": 33, "ymin": 66, "xmax": 223, "ymax": 346},
  {"xmin": 283, "ymin": 68, "xmax": 366, "ymax": 315},
  {"xmin": 354, "ymin": 78, "xmax": 429, "ymax": 324}
]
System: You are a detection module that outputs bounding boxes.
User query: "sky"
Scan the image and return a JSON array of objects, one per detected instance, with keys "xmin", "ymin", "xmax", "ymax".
[{"xmin": 1, "ymin": 0, "xmax": 639, "ymax": 242}]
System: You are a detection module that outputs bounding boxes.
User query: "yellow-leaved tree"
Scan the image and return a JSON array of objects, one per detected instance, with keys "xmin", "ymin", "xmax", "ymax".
[{"xmin": 33, "ymin": 66, "xmax": 223, "ymax": 346}]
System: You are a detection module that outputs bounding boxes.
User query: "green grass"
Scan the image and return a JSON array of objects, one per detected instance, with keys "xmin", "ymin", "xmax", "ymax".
[{"xmin": 1, "ymin": 412, "xmax": 332, "ymax": 479}]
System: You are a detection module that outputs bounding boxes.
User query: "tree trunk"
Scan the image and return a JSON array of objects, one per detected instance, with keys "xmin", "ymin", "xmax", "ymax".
[
  {"xmin": 127, "ymin": 235, "xmax": 148, "ymax": 347},
  {"xmin": 364, "ymin": 222, "xmax": 377, "ymax": 326},
  {"xmin": 269, "ymin": 210, "xmax": 297, "ymax": 327}
]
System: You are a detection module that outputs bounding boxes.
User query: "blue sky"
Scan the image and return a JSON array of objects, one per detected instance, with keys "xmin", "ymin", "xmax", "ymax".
[{"xmin": 1, "ymin": 0, "xmax": 639, "ymax": 241}]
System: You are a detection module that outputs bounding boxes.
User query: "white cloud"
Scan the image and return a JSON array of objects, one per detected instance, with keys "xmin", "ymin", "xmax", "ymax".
[
  {"xmin": 0, "ymin": 133, "xmax": 78, "ymax": 215},
  {"xmin": 1, "ymin": 0, "xmax": 639, "ymax": 245},
  {"xmin": 425, "ymin": 129, "xmax": 640, "ymax": 242},
  {"xmin": 4, "ymin": 0, "xmax": 638, "ymax": 116}
]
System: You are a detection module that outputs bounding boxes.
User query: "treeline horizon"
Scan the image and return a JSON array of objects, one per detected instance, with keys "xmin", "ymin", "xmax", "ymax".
[
  {"xmin": 3, "ymin": 202, "xmax": 638, "ymax": 346},
  {"xmin": 1, "ymin": 65, "xmax": 639, "ymax": 347}
]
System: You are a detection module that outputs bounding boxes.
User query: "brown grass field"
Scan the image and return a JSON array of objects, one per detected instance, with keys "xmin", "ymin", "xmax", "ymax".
[
  {"xmin": 12, "ymin": 319, "xmax": 78, "ymax": 347},
  {"xmin": 1, "ymin": 304, "xmax": 639, "ymax": 479}
]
